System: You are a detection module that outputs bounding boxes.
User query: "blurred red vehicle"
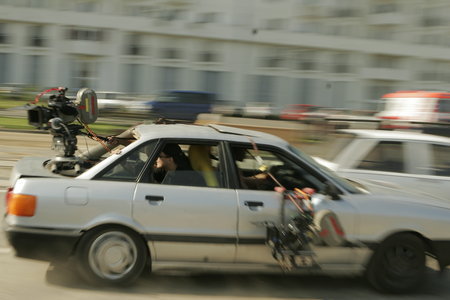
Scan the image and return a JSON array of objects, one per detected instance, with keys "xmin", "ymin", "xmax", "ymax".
[{"xmin": 279, "ymin": 104, "xmax": 322, "ymax": 120}]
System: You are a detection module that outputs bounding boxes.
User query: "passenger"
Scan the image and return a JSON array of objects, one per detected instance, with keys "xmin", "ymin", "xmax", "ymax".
[
  {"xmin": 153, "ymin": 143, "xmax": 205, "ymax": 186},
  {"xmin": 231, "ymin": 147, "xmax": 272, "ymax": 190}
]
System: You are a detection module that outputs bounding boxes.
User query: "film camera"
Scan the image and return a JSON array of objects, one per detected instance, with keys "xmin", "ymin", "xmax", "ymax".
[{"xmin": 27, "ymin": 87, "xmax": 98, "ymax": 173}]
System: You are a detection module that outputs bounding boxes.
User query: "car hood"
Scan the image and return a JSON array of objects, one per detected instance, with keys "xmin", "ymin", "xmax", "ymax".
[
  {"xmin": 312, "ymin": 156, "xmax": 338, "ymax": 171},
  {"xmin": 351, "ymin": 177, "xmax": 450, "ymax": 210}
]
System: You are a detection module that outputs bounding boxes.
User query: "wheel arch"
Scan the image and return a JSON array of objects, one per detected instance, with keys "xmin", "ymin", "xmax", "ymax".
[
  {"xmin": 365, "ymin": 230, "xmax": 432, "ymax": 267},
  {"xmin": 365, "ymin": 230, "xmax": 428, "ymax": 293},
  {"xmin": 73, "ymin": 222, "xmax": 151, "ymax": 269}
]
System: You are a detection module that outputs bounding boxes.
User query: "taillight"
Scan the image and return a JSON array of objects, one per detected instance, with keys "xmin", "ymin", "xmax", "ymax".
[
  {"xmin": 5, "ymin": 187, "xmax": 13, "ymax": 213},
  {"xmin": 6, "ymin": 191, "xmax": 37, "ymax": 217}
]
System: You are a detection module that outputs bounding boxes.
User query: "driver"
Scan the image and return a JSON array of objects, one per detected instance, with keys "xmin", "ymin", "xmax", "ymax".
[
  {"xmin": 231, "ymin": 147, "xmax": 272, "ymax": 190},
  {"xmin": 153, "ymin": 143, "xmax": 205, "ymax": 186}
]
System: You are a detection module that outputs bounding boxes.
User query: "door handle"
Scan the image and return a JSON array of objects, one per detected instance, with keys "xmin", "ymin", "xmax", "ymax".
[
  {"xmin": 145, "ymin": 195, "xmax": 164, "ymax": 205},
  {"xmin": 244, "ymin": 201, "xmax": 264, "ymax": 210}
]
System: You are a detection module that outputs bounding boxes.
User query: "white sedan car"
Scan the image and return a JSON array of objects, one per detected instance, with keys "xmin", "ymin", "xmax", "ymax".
[
  {"xmin": 313, "ymin": 129, "xmax": 450, "ymax": 202},
  {"xmin": 4, "ymin": 124, "xmax": 450, "ymax": 294}
]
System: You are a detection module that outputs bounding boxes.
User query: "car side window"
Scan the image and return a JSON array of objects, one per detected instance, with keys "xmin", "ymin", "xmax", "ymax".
[
  {"xmin": 356, "ymin": 141, "xmax": 405, "ymax": 173},
  {"xmin": 430, "ymin": 144, "xmax": 450, "ymax": 176},
  {"xmin": 147, "ymin": 142, "xmax": 223, "ymax": 188},
  {"xmin": 230, "ymin": 145, "xmax": 323, "ymax": 191},
  {"xmin": 95, "ymin": 141, "xmax": 156, "ymax": 182}
]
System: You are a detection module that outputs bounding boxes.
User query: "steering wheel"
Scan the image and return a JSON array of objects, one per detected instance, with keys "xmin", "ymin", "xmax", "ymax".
[{"xmin": 268, "ymin": 164, "xmax": 306, "ymax": 190}]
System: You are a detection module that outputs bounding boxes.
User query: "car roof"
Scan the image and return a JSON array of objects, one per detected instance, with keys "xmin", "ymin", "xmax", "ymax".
[
  {"xmin": 339, "ymin": 129, "xmax": 450, "ymax": 144},
  {"xmin": 133, "ymin": 123, "xmax": 287, "ymax": 145}
]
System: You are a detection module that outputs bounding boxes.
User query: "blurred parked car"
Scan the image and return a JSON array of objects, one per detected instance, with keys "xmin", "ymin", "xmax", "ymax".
[
  {"xmin": 211, "ymin": 100, "xmax": 244, "ymax": 117},
  {"xmin": 143, "ymin": 90, "xmax": 215, "ymax": 121},
  {"xmin": 243, "ymin": 102, "xmax": 281, "ymax": 119},
  {"xmin": 5, "ymin": 123, "xmax": 450, "ymax": 293},
  {"xmin": 280, "ymin": 104, "xmax": 323, "ymax": 121},
  {"xmin": 0, "ymin": 83, "xmax": 32, "ymax": 100},
  {"xmin": 96, "ymin": 91, "xmax": 130, "ymax": 114},
  {"xmin": 375, "ymin": 90, "xmax": 450, "ymax": 128},
  {"xmin": 313, "ymin": 129, "xmax": 450, "ymax": 202}
]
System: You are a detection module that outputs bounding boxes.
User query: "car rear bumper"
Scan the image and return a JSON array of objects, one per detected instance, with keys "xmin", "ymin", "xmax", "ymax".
[{"xmin": 4, "ymin": 225, "xmax": 81, "ymax": 262}]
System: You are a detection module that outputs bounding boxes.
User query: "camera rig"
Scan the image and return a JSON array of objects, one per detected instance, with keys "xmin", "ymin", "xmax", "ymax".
[{"xmin": 26, "ymin": 87, "xmax": 99, "ymax": 174}]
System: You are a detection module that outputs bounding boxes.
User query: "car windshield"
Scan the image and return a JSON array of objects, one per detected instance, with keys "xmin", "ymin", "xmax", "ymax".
[
  {"xmin": 318, "ymin": 132, "xmax": 357, "ymax": 161},
  {"xmin": 288, "ymin": 144, "xmax": 363, "ymax": 194}
]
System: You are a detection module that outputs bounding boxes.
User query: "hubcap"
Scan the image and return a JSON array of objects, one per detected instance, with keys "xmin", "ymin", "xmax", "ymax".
[
  {"xmin": 385, "ymin": 244, "xmax": 419, "ymax": 275},
  {"xmin": 88, "ymin": 231, "xmax": 138, "ymax": 280}
]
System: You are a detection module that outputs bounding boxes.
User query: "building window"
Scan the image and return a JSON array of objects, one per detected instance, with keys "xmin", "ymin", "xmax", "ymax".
[
  {"xmin": 0, "ymin": 23, "xmax": 10, "ymax": 44},
  {"xmin": 260, "ymin": 48, "xmax": 286, "ymax": 68},
  {"xmin": 420, "ymin": 6, "xmax": 448, "ymax": 27},
  {"xmin": 331, "ymin": 53, "xmax": 352, "ymax": 73},
  {"xmin": 71, "ymin": 58, "xmax": 98, "ymax": 89},
  {"xmin": 260, "ymin": 56, "xmax": 284, "ymax": 68},
  {"xmin": 66, "ymin": 27, "xmax": 104, "ymax": 41},
  {"xmin": 197, "ymin": 51, "xmax": 219, "ymax": 62},
  {"xmin": 160, "ymin": 47, "xmax": 182, "ymax": 60},
  {"xmin": 371, "ymin": 55, "xmax": 399, "ymax": 68},
  {"xmin": 124, "ymin": 33, "xmax": 145, "ymax": 56},
  {"xmin": 195, "ymin": 12, "xmax": 219, "ymax": 24},
  {"xmin": 158, "ymin": 9, "xmax": 184, "ymax": 21},
  {"xmin": 74, "ymin": 0, "xmax": 98, "ymax": 13},
  {"xmin": 28, "ymin": 25, "xmax": 46, "ymax": 47},
  {"xmin": 371, "ymin": 2, "xmax": 398, "ymax": 14},
  {"xmin": 294, "ymin": 50, "xmax": 317, "ymax": 71}
]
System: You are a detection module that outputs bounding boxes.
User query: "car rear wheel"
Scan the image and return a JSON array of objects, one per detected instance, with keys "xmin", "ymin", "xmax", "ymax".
[
  {"xmin": 76, "ymin": 227, "xmax": 147, "ymax": 286},
  {"xmin": 366, "ymin": 233, "xmax": 425, "ymax": 293}
]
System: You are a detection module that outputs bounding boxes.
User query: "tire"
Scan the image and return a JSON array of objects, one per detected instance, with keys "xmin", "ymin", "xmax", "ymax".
[
  {"xmin": 366, "ymin": 233, "xmax": 426, "ymax": 294},
  {"xmin": 76, "ymin": 226, "xmax": 148, "ymax": 286}
]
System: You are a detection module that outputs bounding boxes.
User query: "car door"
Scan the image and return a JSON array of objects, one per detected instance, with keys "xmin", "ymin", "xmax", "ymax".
[
  {"xmin": 132, "ymin": 140, "xmax": 238, "ymax": 263},
  {"xmin": 406, "ymin": 142, "xmax": 450, "ymax": 201},
  {"xmin": 228, "ymin": 143, "xmax": 357, "ymax": 266}
]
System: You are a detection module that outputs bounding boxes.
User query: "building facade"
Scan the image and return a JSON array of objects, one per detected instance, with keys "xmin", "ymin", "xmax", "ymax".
[{"xmin": 1, "ymin": 0, "xmax": 450, "ymax": 110}]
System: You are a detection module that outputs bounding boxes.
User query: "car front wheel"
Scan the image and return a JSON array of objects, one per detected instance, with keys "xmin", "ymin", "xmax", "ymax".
[
  {"xmin": 366, "ymin": 233, "xmax": 426, "ymax": 293},
  {"xmin": 76, "ymin": 226, "xmax": 147, "ymax": 286}
]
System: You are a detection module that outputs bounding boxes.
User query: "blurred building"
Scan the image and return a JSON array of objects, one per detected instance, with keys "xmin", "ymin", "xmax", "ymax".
[{"xmin": 1, "ymin": 0, "xmax": 450, "ymax": 111}]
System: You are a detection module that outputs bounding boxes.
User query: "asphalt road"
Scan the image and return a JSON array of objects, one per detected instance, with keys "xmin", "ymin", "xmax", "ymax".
[{"xmin": 1, "ymin": 131, "xmax": 450, "ymax": 299}]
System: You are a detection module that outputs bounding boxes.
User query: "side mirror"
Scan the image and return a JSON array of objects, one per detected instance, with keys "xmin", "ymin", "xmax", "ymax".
[{"xmin": 324, "ymin": 181, "xmax": 341, "ymax": 200}]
